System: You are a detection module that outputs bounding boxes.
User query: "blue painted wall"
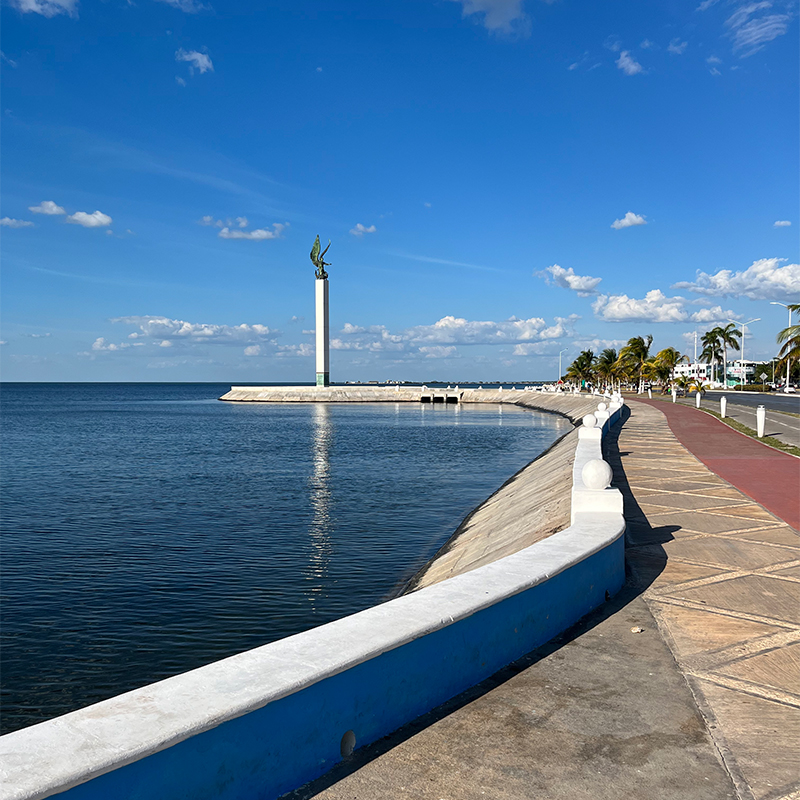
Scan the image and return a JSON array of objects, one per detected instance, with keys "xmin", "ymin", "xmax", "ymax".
[{"xmin": 56, "ymin": 536, "xmax": 623, "ymax": 800}]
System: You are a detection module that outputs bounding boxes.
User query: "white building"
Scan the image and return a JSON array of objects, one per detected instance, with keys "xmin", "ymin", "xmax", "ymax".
[{"xmin": 673, "ymin": 362, "xmax": 714, "ymax": 380}]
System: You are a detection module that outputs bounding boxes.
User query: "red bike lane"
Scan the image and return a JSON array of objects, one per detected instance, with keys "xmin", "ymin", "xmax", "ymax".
[{"xmin": 632, "ymin": 398, "xmax": 800, "ymax": 530}]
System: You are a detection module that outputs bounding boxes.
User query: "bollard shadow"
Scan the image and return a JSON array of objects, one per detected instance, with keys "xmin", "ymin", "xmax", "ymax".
[
  {"xmin": 603, "ymin": 404, "xmax": 681, "ymax": 588},
  {"xmin": 283, "ymin": 405, "xmax": 681, "ymax": 800}
]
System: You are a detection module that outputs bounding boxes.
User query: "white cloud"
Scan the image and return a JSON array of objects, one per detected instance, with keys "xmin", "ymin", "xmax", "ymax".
[
  {"xmin": 244, "ymin": 345, "xmax": 261, "ymax": 356},
  {"xmin": 0, "ymin": 217, "xmax": 34, "ymax": 228},
  {"xmin": 218, "ymin": 223, "xmax": 285, "ymax": 240},
  {"xmin": 316, "ymin": 66, "xmax": 323, "ymax": 73},
  {"xmin": 423, "ymin": 202, "xmax": 432, "ymax": 208},
  {"xmin": 7, "ymin": 0, "xmax": 77, "ymax": 17},
  {"xmin": 591, "ymin": 290, "xmax": 734, "ymax": 323},
  {"xmin": 640, "ymin": 39, "xmax": 655, "ymax": 49},
  {"xmin": 604, "ymin": 36, "xmax": 622, "ymax": 53},
  {"xmin": 160, "ymin": 340, "xmax": 172, "ymax": 348},
  {"xmin": 235, "ymin": 216, "xmax": 248, "ymax": 228},
  {"xmin": 1, "ymin": 51, "xmax": 18, "ymax": 68},
  {"xmin": 511, "ymin": 342, "xmax": 556, "ymax": 356},
  {"xmin": 66, "ymin": 210, "xmax": 112, "ymax": 228},
  {"xmin": 774, "ymin": 220, "xmax": 791, "ymax": 227},
  {"xmin": 697, "ymin": 0, "xmax": 720, "ymax": 9},
  {"xmin": 111, "ymin": 315, "xmax": 279, "ymax": 345},
  {"xmin": 449, "ymin": 0, "xmax": 530, "ymax": 35},
  {"xmin": 707, "ymin": 55, "xmax": 723, "ymax": 63},
  {"xmin": 668, "ymin": 38, "xmax": 688, "ymax": 54},
  {"xmin": 26, "ymin": 332, "xmax": 52, "ymax": 338},
  {"xmin": 616, "ymin": 51, "xmax": 643, "ymax": 75},
  {"xmin": 710, "ymin": 67, "xmax": 722, "ymax": 75},
  {"xmin": 29, "ymin": 200, "xmax": 65, "ymax": 215},
  {"xmin": 541, "ymin": 264, "xmax": 602, "ymax": 296},
  {"xmin": 404, "ymin": 315, "xmax": 576, "ymax": 345},
  {"xmin": 175, "ymin": 76, "xmax": 187, "ymax": 87},
  {"xmin": 611, "ymin": 211, "xmax": 647, "ymax": 230},
  {"xmin": 350, "ymin": 223, "xmax": 377, "ymax": 237},
  {"xmin": 725, "ymin": 2, "xmax": 792, "ymax": 56},
  {"xmin": 175, "ymin": 48, "xmax": 213, "ymax": 74},
  {"xmin": 672, "ymin": 257, "xmax": 800, "ymax": 300},
  {"xmin": 156, "ymin": 0, "xmax": 208, "ymax": 12},
  {"xmin": 92, "ymin": 337, "xmax": 130, "ymax": 352},
  {"xmin": 418, "ymin": 345, "xmax": 458, "ymax": 359}
]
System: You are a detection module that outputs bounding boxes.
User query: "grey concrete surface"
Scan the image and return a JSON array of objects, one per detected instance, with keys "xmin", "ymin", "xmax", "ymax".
[{"xmin": 287, "ymin": 584, "xmax": 735, "ymax": 800}]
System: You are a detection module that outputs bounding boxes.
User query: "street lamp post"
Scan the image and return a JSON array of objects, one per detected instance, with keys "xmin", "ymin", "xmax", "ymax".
[
  {"xmin": 771, "ymin": 302, "xmax": 793, "ymax": 391},
  {"xmin": 558, "ymin": 348, "xmax": 568, "ymax": 383},
  {"xmin": 727, "ymin": 318, "xmax": 760, "ymax": 386}
]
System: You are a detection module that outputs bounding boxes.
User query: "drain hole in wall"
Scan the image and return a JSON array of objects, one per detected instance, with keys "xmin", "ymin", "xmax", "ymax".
[{"xmin": 340, "ymin": 730, "xmax": 356, "ymax": 758}]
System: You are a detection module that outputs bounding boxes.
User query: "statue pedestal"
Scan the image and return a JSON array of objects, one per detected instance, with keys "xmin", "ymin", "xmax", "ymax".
[{"xmin": 315, "ymin": 278, "xmax": 329, "ymax": 387}]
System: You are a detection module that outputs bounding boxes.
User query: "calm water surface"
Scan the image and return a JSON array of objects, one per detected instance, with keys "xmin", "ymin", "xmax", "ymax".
[{"xmin": 0, "ymin": 383, "xmax": 570, "ymax": 733}]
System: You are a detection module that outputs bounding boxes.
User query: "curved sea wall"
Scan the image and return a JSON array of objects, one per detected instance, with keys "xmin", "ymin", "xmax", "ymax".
[{"xmin": 1, "ymin": 395, "xmax": 625, "ymax": 800}]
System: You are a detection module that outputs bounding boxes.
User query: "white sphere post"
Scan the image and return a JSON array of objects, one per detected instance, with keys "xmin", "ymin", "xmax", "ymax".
[
  {"xmin": 720, "ymin": 396, "xmax": 727, "ymax": 418},
  {"xmin": 315, "ymin": 278, "xmax": 330, "ymax": 387},
  {"xmin": 695, "ymin": 391, "xmax": 701, "ymax": 409},
  {"xmin": 756, "ymin": 405, "xmax": 766, "ymax": 438}
]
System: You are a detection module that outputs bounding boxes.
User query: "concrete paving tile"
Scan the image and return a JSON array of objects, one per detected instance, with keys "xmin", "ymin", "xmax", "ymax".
[
  {"xmin": 654, "ymin": 538, "xmax": 798, "ymax": 571},
  {"xmin": 636, "ymin": 493, "xmax": 748, "ymax": 511},
  {"xmin": 632, "ymin": 478, "xmax": 728, "ymax": 493},
  {"xmin": 703, "ymin": 504, "xmax": 782, "ymax": 523},
  {"xmin": 629, "ymin": 552, "xmax": 728, "ymax": 589},
  {"xmin": 667, "ymin": 575, "xmax": 800, "ymax": 625},
  {"xmin": 650, "ymin": 604, "xmax": 786, "ymax": 658},
  {"xmin": 693, "ymin": 679, "xmax": 800, "ymax": 800},
  {"xmin": 685, "ymin": 486, "xmax": 748, "ymax": 499},
  {"xmin": 643, "ymin": 509, "xmax": 774, "ymax": 535},
  {"xmin": 715, "ymin": 641, "xmax": 800, "ymax": 699},
  {"xmin": 769, "ymin": 564, "xmax": 800, "ymax": 579},
  {"xmin": 729, "ymin": 527, "xmax": 800, "ymax": 546}
]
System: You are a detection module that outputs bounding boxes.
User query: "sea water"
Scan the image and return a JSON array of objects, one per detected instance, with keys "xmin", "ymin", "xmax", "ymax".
[{"xmin": 0, "ymin": 383, "xmax": 570, "ymax": 733}]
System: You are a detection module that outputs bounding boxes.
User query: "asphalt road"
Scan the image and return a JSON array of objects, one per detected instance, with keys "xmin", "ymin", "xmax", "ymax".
[{"xmin": 703, "ymin": 390, "xmax": 800, "ymax": 414}]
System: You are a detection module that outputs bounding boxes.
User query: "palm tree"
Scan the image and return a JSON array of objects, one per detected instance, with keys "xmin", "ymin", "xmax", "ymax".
[
  {"xmin": 776, "ymin": 303, "xmax": 800, "ymax": 387},
  {"xmin": 654, "ymin": 347, "xmax": 687, "ymax": 390},
  {"xmin": 716, "ymin": 323, "xmax": 741, "ymax": 388},
  {"xmin": 566, "ymin": 350, "xmax": 596, "ymax": 388},
  {"xmin": 594, "ymin": 348, "xmax": 618, "ymax": 390},
  {"xmin": 619, "ymin": 334, "xmax": 653, "ymax": 393},
  {"xmin": 701, "ymin": 329, "xmax": 722, "ymax": 385}
]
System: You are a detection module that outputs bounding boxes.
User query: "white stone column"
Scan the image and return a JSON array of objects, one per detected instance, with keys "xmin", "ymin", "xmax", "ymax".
[{"xmin": 315, "ymin": 278, "xmax": 329, "ymax": 387}]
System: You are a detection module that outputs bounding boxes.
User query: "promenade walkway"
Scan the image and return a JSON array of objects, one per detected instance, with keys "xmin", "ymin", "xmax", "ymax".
[{"xmin": 292, "ymin": 400, "xmax": 798, "ymax": 800}]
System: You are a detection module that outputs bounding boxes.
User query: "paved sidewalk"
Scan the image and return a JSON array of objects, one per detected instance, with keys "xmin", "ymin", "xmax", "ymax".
[
  {"xmin": 291, "ymin": 401, "xmax": 798, "ymax": 800},
  {"xmin": 620, "ymin": 401, "xmax": 800, "ymax": 800}
]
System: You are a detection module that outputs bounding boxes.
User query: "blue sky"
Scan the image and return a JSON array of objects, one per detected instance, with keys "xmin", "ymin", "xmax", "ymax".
[{"xmin": 1, "ymin": 0, "xmax": 798, "ymax": 382}]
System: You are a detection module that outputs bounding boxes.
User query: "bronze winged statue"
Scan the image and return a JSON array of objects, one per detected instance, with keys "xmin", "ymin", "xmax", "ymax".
[{"xmin": 310, "ymin": 235, "xmax": 331, "ymax": 280}]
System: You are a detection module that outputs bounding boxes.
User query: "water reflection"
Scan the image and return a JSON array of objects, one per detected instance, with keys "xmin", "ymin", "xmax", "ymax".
[{"xmin": 307, "ymin": 404, "xmax": 333, "ymax": 587}]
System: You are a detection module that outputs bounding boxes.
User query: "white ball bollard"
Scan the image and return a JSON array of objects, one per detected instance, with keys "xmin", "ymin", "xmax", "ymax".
[
  {"xmin": 720, "ymin": 396, "xmax": 727, "ymax": 418},
  {"xmin": 757, "ymin": 405, "xmax": 766, "ymax": 438},
  {"xmin": 695, "ymin": 391, "xmax": 701, "ymax": 409},
  {"xmin": 582, "ymin": 414, "xmax": 598, "ymax": 428},
  {"xmin": 582, "ymin": 459, "xmax": 614, "ymax": 491},
  {"xmin": 671, "ymin": 388, "xmax": 677, "ymax": 403},
  {"xmin": 648, "ymin": 388, "xmax": 652, "ymax": 399},
  {"xmin": 597, "ymin": 402, "xmax": 607, "ymax": 412}
]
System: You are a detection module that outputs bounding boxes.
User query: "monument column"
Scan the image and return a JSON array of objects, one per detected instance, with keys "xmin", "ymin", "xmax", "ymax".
[
  {"xmin": 310, "ymin": 235, "xmax": 332, "ymax": 387},
  {"xmin": 315, "ymin": 277, "xmax": 329, "ymax": 387}
]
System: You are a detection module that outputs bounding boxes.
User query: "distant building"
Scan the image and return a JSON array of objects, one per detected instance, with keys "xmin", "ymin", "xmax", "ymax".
[{"xmin": 673, "ymin": 362, "xmax": 714, "ymax": 380}]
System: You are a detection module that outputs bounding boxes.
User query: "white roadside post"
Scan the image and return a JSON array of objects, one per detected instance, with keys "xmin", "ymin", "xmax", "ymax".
[
  {"xmin": 756, "ymin": 405, "xmax": 766, "ymax": 438},
  {"xmin": 695, "ymin": 391, "xmax": 701, "ymax": 409},
  {"xmin": 671, "ymin": 387, "xmax": 677, "ymax": 403},
  {"xmin": 720, "ymin": 396, "xmax": 727, "ymax": 418}
]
